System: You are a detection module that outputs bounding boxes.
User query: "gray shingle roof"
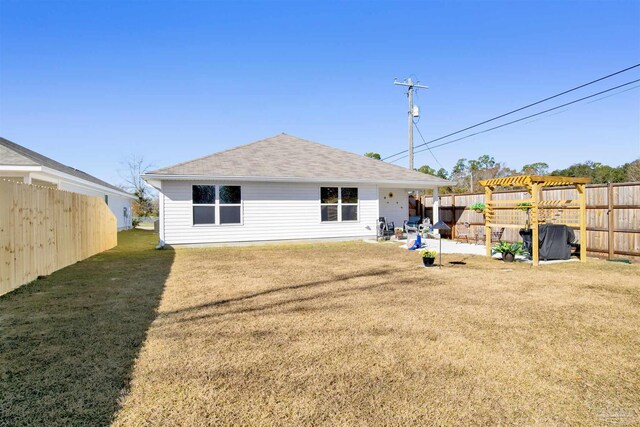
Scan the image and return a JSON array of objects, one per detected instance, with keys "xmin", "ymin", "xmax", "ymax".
[
  {"xmin": 0, "ymin": 137, "xmax": 131, "ymax": 195},
  {"xmin": 148, "ymin": 134, "xmax": 451, "ymax": 185}
]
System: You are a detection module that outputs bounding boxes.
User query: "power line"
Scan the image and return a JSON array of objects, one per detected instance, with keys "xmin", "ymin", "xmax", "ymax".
[
  {"xmin": 388, "ymin": 78, "xmax": 640, "ymax": 163},
  {"xmin": 412, "ymin": 120, "xmax": 444, "ymax": 168},
  {"xmin": 382, "ymin": 63, "xmax": 640, "ymax": 161}
]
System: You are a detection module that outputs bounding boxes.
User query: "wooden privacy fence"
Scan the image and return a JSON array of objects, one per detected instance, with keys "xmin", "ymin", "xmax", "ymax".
[
  {"xmin": 418, "ymin": 181, "xmax": 640, "ymax": 259},
  {"xmin": 0, "ymin": 180, "xmax": 117, "ymax": 296}
]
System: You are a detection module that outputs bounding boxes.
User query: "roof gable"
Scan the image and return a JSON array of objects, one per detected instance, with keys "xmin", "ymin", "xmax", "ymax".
[{"xmin": 148, "ymin": 134, "xmax": 450, "ymax": 185}]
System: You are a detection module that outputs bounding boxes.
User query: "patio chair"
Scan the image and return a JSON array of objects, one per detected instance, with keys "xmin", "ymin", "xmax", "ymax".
[
  {"xmin": 475, "ymin": 226, "xmax": 505, "ymax": 244},
  {"xmin": 403, "ymin": 215, "xmax": 421, "ymax": 232},
  {"xmin": 377, "ymin": 217, "xmax": 395, "ymax": 240},
  {"xmin": 456, "ymin": 222, "xmax": 471, "ymax": 243},
  {"xmin": 419, "ymin": 217, "xmax": 434, "ymax": 238}
]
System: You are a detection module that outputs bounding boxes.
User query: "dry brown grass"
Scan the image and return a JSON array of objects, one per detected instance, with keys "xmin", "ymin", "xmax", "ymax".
[{"xmin": 112, "ymin": 240, "xmax": 640, "ymax": 426}]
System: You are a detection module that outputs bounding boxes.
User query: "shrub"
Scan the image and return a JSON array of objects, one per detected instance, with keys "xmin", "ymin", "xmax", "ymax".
[{"xmin": 491, "ymin": 241, "xmax": 529, "ymax": 256}]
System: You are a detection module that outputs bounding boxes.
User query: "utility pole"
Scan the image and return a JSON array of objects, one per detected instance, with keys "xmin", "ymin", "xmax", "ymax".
[{"xmin": 394, "ymin": 77, "xmax": 428, "ymax": 170}]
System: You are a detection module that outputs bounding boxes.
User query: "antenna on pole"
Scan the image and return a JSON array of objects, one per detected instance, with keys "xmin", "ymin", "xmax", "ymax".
[{"xmin": 394, "ymin": 78, "xmax": 428, "ymax": 170}]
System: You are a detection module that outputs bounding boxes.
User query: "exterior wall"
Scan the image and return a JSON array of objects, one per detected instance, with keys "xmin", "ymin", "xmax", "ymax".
[
  {"xmin": 378, "ymin": 187, "xmax": 409, "ymax": 228},
  {"xmin": 160, "ymin": 180, "xmax": 379, "ymax": 244},
  {"xmin": 58, "ymin": 181, "xmax": 133, "ymax": 230}
]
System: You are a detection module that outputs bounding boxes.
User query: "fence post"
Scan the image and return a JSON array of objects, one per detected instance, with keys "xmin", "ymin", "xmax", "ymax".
[
  {"xmin": 578, "ymin": 183, "xmax": 587, "ymax": 263},
  {"xmin": 451, "ymin": 194, "xmax": 456, "ymax": 240},
  {"xmin": 608, "ymin": 182, "xmax": 615, "ymax": 260}
]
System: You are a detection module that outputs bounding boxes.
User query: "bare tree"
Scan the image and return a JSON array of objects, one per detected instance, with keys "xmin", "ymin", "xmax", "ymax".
[{"xmin": 119, "ymin": 155, "xmax": 156, "ymax": 217}]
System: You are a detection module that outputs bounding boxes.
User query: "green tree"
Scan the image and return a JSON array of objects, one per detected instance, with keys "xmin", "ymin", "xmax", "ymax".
[
  {"xmin": 625, "ymin": 159, "xmax": 640, "ymax": 181},
  {"xmin": 551, "ymin": 160, "xmax": 628, "ymax": 184},
  {"xmin": 435, "ymin": 168, "xmax": 449, "ymax": 180},
  {"xmin": 416, "ymin": 165, "xmax": 449, "ymax": 180},
  {"xmin": 521, "ymin": 162, "xmax": 549, "ymax": 176},
  {"xmin": 364, "ymin": 152, "xmax": 381, "ymax": 160},
  {"xmin": 416, "ymin": 165, "xmax": 436, "ymax": 175},
  {"xmin": 450, "ymin": 155, "xmax": 513, "ymax": 193}
]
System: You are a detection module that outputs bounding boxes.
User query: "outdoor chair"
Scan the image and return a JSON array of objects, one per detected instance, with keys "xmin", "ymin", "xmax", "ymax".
[
  {"xmin": 377, "ymin": 217, "xmax": 395, "ymax": 240},
  {"xmin": 419, "ymin": 217, "xmax": 433, "ymax": 238},
  {"xmin": 403, "ymin": 215, "xmax": 421, "ymax": 232},
  {"xmin": 456, "ymin": 222, "xmax": 471, "ymax": 243},
  {"xmin": 475, "ymin": 226, "xmax": 505, "ymax": 244}
]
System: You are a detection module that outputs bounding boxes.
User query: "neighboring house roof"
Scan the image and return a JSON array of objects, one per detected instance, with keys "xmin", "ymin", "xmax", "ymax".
[
  {"xmin": 0, "ymin": 137, "xmax": 134, "ymax": 197},
  {"xmin": 145, "ymin": 134, "xmax": 452, "ymax": 187}
]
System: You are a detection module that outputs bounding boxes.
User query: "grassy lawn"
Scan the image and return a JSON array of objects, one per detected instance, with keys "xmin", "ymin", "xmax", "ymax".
[
  {"xmin": 113, "ymin": 238, "xmax": 638, "ymax": 425},
  {"xmin": 0, "ymin": 230, "xmax": 174, "ymax": 426},
  {"xmin": 1, "ymin": 231, "xmax": 639, "ymax": 425}
]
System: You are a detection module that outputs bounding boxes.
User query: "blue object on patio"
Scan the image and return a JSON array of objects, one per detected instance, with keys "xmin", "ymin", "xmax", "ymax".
[{"xmin": 408, "ymin": 234, "xmax": 422, "ymax": 250}]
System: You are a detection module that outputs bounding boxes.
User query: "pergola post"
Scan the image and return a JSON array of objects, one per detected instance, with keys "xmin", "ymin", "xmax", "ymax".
[
  {"xmin": 531, "ymin": 182, "xmax": 540, "ymax": 266},
  {"xmin": 578, "ymin": 183, "xmax": 587, "ymax": 262},
  {"xmin": 485, "ymin": 185, "xmax": 493, "ymax": 257}
]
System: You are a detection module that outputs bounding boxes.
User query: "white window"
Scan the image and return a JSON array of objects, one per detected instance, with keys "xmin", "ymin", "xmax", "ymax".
[
  {"xmin": 219, "ymin": 185, "xmax": 242, "ymax": 224},
  {"xmin": 192, "ymin": 184, "xmax": 242, "ymax": 226},
  {"xmin": 320, "ymin": 187, "xmax": 358, "ymax": 222}
]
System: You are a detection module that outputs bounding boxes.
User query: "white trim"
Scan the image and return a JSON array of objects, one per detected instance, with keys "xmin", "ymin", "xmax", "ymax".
[
  {"xmin": 40, "ymin": 166, "xmax": 136, "ymax": 199},
  {"xmin": 319, "ymin": 186, "xmax": 359, "ymax": 223},
  {"xmin": 0, "ymin": 165, "xmax": 41, "ymax": 172},
  {"xmin": 143, "ymin": 173, "xmax": 451, "ymax": 188},
  {"xmin": 191, "ymin": 183, "xmax": 244, "ymax": 226},
  {"xmin": 0, "ymin": 164, "xmax": 135, "ymax": 199},
  {"xmin": 159, "ymin": 181, "xmax": 166, "ymax": 245}
]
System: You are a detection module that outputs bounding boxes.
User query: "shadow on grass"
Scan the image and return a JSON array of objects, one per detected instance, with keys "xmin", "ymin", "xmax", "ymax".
[
  {"xmin": 0, "ymin": 230, "xmax": 173, "ymax": 426},
  {"xmin": 165, "ymin": 268, "xmax": 392, "ymax": 317}
]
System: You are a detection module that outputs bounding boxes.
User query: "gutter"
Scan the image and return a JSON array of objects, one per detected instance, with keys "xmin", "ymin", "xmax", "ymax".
[{"xmin": 142, "ymin": 173, "xmax": 453, "ymax": 188}]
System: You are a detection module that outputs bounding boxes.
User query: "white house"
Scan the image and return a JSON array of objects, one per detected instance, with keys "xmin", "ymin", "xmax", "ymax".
[
  {"xmin": 143, "ymin": 134, "xmax": 451, "ymax": 246},
  {"xmin": 0, "ymin": 137, "xmax": 135, "ymax": 230}
]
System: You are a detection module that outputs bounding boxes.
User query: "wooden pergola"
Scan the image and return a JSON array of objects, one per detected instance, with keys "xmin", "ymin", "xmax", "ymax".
[{"xmin": 479, "ymin": 175, "xmax": 591, "ymax": 266}]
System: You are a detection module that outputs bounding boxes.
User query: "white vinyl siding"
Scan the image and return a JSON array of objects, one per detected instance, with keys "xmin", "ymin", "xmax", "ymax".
[
  {"xmin": 161, "ymin": 181, "xmax": 379, "ymax": 244},
  {"xmin": 378, "ymin": 187, "xmax": 408, "ymax": 229}
]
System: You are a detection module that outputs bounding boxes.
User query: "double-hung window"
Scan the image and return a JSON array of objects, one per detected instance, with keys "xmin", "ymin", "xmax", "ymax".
[
  {"xmin": 320, "ymin": 187, "xmax": 358, "ymax": 222},
  {"xmin": 219, "ymin": 185, "xmax": 242, "ymax": 224},
  {"xmin": 192, "ymin": 185, "xmax": 216, "ymax": 225},
  {"xmin": 192, "ymin": 185, "xmax": 242, "ymax": 225}
]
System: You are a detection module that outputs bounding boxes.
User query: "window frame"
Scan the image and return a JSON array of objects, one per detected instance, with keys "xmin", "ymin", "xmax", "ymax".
[
  {"xmin": 191, "ymin": 184, "xmax": 243, "ymax": 227},
  {"xmin": 319, "ymin": 186, "xmax": 359, "ymax": 223},
  {"xmin": 340, "ymin": 187, "xmax": 359, "ymax": 222}
]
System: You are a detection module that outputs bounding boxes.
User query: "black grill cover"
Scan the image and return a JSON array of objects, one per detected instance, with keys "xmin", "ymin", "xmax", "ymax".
[{"xmin": 538, "ymin": 224, "xmax": 576, "ymax": 260}]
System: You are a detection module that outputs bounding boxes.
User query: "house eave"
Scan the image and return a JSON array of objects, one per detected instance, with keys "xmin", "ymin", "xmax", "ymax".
[
  {"xmin": 0, "ymin": 164, "xmax": 136, "ymax": 199},
  {"xmin": 142, "ymin": 173, "xmax": 453, "ymax": 188}
]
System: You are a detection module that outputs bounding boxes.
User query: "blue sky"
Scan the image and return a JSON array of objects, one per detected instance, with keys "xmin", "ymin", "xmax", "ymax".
[{"xmin": 1, "ymin": 0, "xmax": 639, "ymax": 186}]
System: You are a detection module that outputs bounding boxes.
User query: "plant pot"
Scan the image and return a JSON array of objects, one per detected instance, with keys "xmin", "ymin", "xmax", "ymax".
[
  {"xmin": 519, "ymin": 228, "xmax": 533, "ymax": 257},
  {"xmin": 502, "ymin": 252, "xmax": 515, "ymax": 262},
  {"xmin": 474, "ymin": 209, "xmax": 484, "ymax": 214},
  {"xmin": 422, "ymin": 257, "xmax": 435, "ymax": 267}
]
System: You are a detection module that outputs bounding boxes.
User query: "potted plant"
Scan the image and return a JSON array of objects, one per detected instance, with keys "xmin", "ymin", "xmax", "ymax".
[
  {"xmin": 419, "ymin": 249, "xmax": 437, "ymax": 267},
  {"xmin": 470, "ymin": 202, "xmax": 486, "ymax": 214},
  {"xmin": 491, "ymin": 241, "xmax": 529, "ymax": 262}
]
